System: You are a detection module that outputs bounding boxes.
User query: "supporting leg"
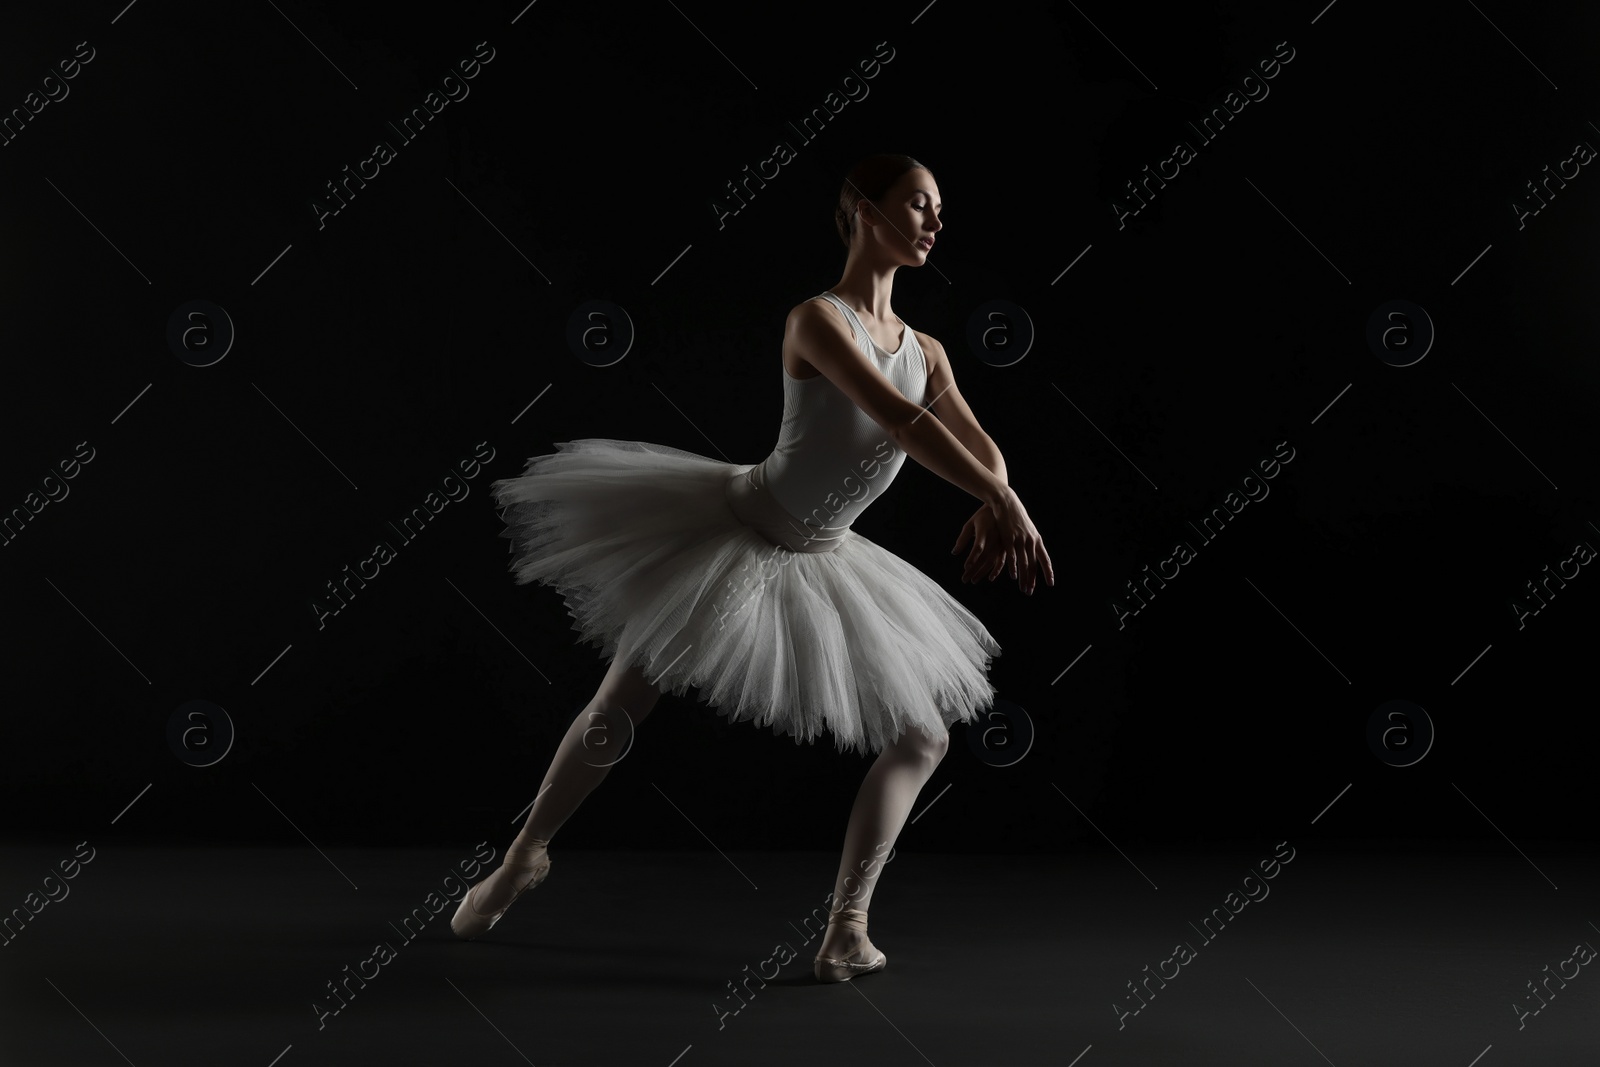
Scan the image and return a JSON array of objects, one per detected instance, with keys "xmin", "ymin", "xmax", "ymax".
[{"xmin": 818, "ymin": 725, "xmax": 949, "ymax": 961}]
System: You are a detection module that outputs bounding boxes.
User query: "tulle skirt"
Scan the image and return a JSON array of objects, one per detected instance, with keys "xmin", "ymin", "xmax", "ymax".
[{"xmin": 489, "ymin": 438, "xmax": 1001, "ymax": 756}]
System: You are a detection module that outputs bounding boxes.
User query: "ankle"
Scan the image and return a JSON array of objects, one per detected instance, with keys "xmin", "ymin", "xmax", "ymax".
[
  {"xmin": 820, "ymin": 918, "xmax": 871, "ymax": 957},
  {"xmin": 504, "ymin": 835, "xmax": 551, "ymax": 866}
]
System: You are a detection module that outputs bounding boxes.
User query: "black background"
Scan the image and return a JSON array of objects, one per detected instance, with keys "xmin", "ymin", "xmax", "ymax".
[{"xmin": 2, "ymin": 0, "xmax": 1595, "ymax": 853}]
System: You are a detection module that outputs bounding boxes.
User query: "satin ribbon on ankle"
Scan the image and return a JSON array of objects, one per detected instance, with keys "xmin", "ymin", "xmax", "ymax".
[{"xmin": 505, "ymin": 838, "xmax": 551, "ymax": 859}]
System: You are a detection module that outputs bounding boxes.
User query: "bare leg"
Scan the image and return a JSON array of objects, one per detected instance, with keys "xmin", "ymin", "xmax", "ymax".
[
  {"xmin": 818, "ymin": 725, "xmax": 949, "ymax": 962},
  {"xmin": 469, "ymin": 654, "xmax": 664, "ymax": 913}
]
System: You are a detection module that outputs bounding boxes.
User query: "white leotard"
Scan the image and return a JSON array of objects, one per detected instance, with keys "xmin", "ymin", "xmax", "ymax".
[{"xmin": 759, "ymin": 291, "xmax": 929, "ymax": 531}]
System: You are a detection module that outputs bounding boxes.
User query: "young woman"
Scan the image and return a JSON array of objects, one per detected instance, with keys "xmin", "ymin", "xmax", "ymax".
[{"xmin": 452, "ymin": 153, "xmax": 1054, "ymax": 982}]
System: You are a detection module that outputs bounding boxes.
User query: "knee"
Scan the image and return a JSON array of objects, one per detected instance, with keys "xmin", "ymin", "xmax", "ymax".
[
  {"xmin": 593, "ymin": 690, "xmax": 654, "ymax": 729},
  {"xmin": 594, "ymin": 674, "xmax": 662, "ymax": 727},
  {"xmin": 896, "ymin": 727, "xmax": 949, "ymax": 764}
]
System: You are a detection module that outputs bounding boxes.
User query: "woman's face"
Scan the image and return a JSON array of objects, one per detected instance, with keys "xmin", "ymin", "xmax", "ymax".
[{"xmin": 864, "ymin": 169, "xmax": 943, "ymax": 264}]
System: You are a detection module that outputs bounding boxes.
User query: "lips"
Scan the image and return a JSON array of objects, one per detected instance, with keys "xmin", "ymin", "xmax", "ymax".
[{"xmin": 916, "ymin": 236, "xmax": 935, "ymax": 251}]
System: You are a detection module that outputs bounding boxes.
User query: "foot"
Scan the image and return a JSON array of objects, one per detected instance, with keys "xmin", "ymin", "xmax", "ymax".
[
  {"xmin": 817, "ymin": 924, "xmax": 875, "ymax": 965},
  {"xmin": 814, "ymin": 907, "xmax": 886, "ymax": 982},
  {"xmin": 469, "ymin": 848, "xmax": 548, "ymax": 914},
  {"xmin": 450, "ymin": 839, "xmax": 551, "ymax": 939}
]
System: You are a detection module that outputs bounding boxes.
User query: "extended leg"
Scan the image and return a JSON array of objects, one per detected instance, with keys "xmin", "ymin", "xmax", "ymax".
[
  {"xmin": 470, "ymin": 655, "xmax": 664, "ymax": 914},
  {"xmin": 818, "ymin": 725, "xmax": 949, "ymax": 961}
]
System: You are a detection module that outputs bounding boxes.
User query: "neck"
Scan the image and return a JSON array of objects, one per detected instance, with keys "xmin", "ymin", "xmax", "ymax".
[{"xmin": 831, "ymin": 252, "xmax": 900, "ymax": 322}]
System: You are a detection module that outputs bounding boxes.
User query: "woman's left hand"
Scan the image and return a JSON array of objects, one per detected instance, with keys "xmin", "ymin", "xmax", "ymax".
[{"xmin": 952, "ymin": 504, "xmax": 1011, "ymax": 584}]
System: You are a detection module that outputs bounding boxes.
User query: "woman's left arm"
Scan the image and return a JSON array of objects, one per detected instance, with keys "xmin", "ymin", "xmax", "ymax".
[
  {"xmin": 919, "ymin": 333, "xmax": 1007, "ymax": 484},
  {"xmin": 918, "ymin": 333, "xmax": 1016, "ymax": 583}
]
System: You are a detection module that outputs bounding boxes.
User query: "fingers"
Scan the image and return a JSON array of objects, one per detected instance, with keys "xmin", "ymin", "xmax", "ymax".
[
  {"xmin": 963, "ymin": 531, "xmax": 1047, "ymax": 592},
  {"xmin": 979, "ymin": 549, "xmax": 999, "ymax": 582},
  {"xmin": 1004, "ymin": 538, "xmax": 1026, "ymax": 582},
  {"xmin": 1019, "ymin": 537, "xmax": 1053, "ymax": 594},
  {"xmin": 979, "ymin": 550, "xmax": 1004, "ymax": 585},
  {"xmin": 956, "ymin": 511, "xmax": 1056, "ymax": 594},
  {"xmin": 962, "ymin": 534, "xmax": 987, "ymax": 582},
  {"xmin": 964, "ymin": 553, "xmax": 984, "ymax": 583},
  {"xmin": 1028, "ymin": 533, "xmax": 1052, "ymax": 588},
  {"xmin": 965, "ymin": 548, "xmax": 991, "ymax": 584}
]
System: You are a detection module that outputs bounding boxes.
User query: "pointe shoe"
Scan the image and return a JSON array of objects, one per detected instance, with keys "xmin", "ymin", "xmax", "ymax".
[
  {"xmin": 813, "ymin": 907, "xmax": 887, "ymax": 982},
  {"xmin": 450, "ymin": 839, "xmax": 552, "ymax": 940}
]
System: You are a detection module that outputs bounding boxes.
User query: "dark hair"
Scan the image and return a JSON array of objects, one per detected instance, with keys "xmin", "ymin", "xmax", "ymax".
[{"xmin": 835, "ymin": 153, "xmax": 928, "ymax": 249}]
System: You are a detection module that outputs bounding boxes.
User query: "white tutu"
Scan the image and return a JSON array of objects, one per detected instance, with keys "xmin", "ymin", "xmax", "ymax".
[{"xmin": 489, "ymin": 438, "xmax": 1001, "ymax": 756}]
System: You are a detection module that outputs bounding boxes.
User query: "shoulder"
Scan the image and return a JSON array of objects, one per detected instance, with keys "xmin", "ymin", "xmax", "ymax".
[
  {"xmin": 787, "ymin": 296, "xmax": 845, "ymax": 329},
  {"xmin": 785, "ymin": 297, "xmax": 855, "ymax": 346}
]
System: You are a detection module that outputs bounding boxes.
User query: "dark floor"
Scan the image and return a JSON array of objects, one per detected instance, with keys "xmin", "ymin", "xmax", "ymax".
[{"xmin": 0, "ymin": 843, "xmax": 1594, "ymax": 1066}]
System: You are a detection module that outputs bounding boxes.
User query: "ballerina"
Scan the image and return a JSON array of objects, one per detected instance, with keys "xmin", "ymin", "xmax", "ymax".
[{"xmin": 451, "ymin": 152, "xmax": 1054, "ymax": 982}]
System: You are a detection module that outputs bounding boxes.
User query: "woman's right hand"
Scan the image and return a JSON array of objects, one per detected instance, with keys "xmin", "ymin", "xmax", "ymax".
[{"xmin": 988, "ymin": 487, "xmax": 1055, "ymax": 595}]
